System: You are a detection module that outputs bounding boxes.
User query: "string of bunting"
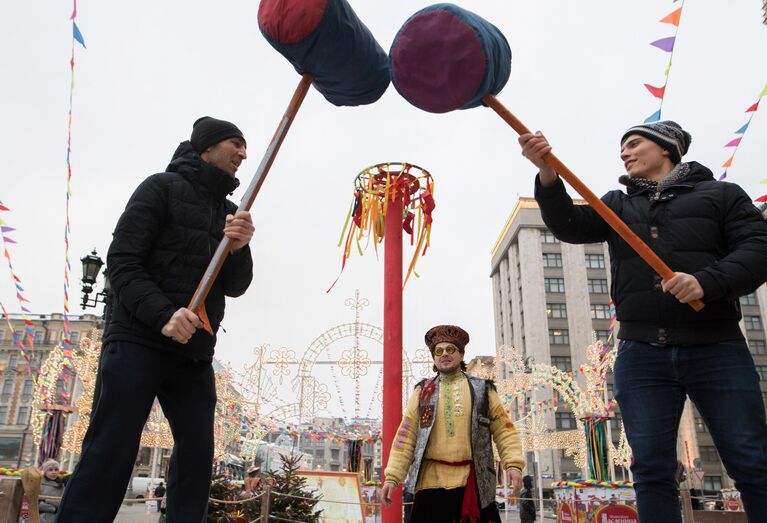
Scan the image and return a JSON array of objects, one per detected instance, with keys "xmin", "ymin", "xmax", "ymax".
[
  {"xmin": 257, "ymin": 418, "xmax": 382, "ymax": 444},
  {"xmin": 643, "ymin": 0, "xmax": 685, "ymax": 123},
  {"xmin": 721, "ymin": 84, "xmax": 767, "ymax": 183},
  {"xmin": 0, "ymin": 201, "xmax": 36, "ymax": 364},
  {"xmin": 61, "ymin": 0, "xmax": 87, "ymax": 358}
]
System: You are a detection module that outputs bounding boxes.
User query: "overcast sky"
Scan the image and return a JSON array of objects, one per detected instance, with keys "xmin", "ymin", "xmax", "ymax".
[{"xmin": 1, "ymin": 1, "xmax": 765, "ymax": 419}]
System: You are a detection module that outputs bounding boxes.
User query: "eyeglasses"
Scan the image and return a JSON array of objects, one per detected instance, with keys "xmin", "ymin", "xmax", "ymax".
[{"xmin": 433, "ymin": 346, "xmax": 461, "ymax": 356}]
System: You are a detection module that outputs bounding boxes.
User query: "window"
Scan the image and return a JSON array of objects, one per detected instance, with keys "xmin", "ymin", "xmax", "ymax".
[
  {"xmin": 703, "ymin": 476, "xmax": 722, "ymax": 492},
  {"xmin": 555, "ymin": 412, "xmax": 577, "ymax": 430},
  {"xmin": 749, "ymin": 340, "xmax": 767, "ymax": 355},
  {"xmin": 0, "ymin": 329, "xmax": 4, "ymax": 342},
  {"xmin": 542, "ymin": 231, "xmax": 559, "ymax": 244},
  {"xmin": 587, "ymin": 278, "xmax": 609, "ymax": 294},
  {"xmin": 740, "ymin": 293, "xmax": 758, "ymax": 306},
  {"xmin": 22, "ymin": 380, "xmax": 33, "ymax": 397},
  {"xmin": 585, "ymin": 254, "xmax": 605, "ymax": 269},
  {"xmin": 694, "ymin": 417, "xmax": 709, "ymax": 433},
  {"xmin": 0, "ymin": 438, "xmax": 21, "ymax": 461},
  {"xmin": 744, "ymin": 316, "xmax": 763, "ymax": 331},
  {"xmin": 2, "ymin": 380, "xmax": 13, "ymax": 395},
  {"xmin": 609, "ymin": 413, "xmax": 622, "ymax": 431},
  {"xmin": 544, "ymin": 278, "xmax": 566, "ymax": 293},
  {"xmin": 546, "ymin": 303, "xmax": 567, "ymax": 319},
  {"xmin": 551, "ymin": 356, "xmax": 572, "ymax": 373},
  {"xmin": 34, "ymin": 330, "xmax": 43, "ymax": 344},
  {"xmin": 0, "ymin": 407, "xmax": 7, "ymax": 424},
  {"xmin": 595, "ymin": 330, "xmax": 610, "ymax": 344},
  {"xmin": 8, "ymin": 353, "xmax": 18, "ymax": 370},
  {"xmin": 549, "ymin": 329, "xmax": 570, "ymax": 345},
  {"xmin": 542, "ymin": 253, "xmax": 563, "ymax": 268},
  {"xmin": 70, "ymin": 332, "xmax": 80, "ymax": 344},
  {"xmin": 756, "ymin": 366, "xmax": 767, "ymax": 381},
  {"xmin": 699, "ymin": 446, "xmax": 719, "ymax": 462},
  {"xmin": 590, "ymin": 304, "xmax": 611, "ymax": 320},
  {"xmin": 17, "ymin": 406, "xmax": 29, "ymax": 425},
  {"xmin": 331, "ymin": 449, "xmax": 340, "ymax": 461}
]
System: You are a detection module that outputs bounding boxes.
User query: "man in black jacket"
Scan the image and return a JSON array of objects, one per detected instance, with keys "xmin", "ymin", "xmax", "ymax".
[
  {"xmin": 57, "ymin": 117, "xmax": 254, "ymax": 522},
  {"xmin": 519, "ymin": 121, "xmax": 767, "ymax": 522}
]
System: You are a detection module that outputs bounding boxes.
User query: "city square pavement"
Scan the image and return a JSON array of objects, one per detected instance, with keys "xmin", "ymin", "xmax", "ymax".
[
  {"xmin": 115, "ymin": 502, "xmax": 162, "ymax": 523},
  {"xmin": 113, "ymin": 502, "xmax": 559, "ymax": 522}
]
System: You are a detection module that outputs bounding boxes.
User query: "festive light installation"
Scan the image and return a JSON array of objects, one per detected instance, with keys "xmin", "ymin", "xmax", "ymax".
[{"xmin": 486, "ymin": 343, "xmax": 631, "ymax": 470}]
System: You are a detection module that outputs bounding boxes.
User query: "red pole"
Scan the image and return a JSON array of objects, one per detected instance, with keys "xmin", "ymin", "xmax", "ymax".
[{"xmin": 382, "ymin": 188, "xmax": 404, "ymax": 523}]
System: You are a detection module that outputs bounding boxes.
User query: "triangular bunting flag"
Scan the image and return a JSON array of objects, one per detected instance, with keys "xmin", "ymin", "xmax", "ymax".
[
  {"xmin": 722, "ymin": 155, "xmax": 735, "ymax": 168},
  {"xmin": 755, "ymin": 195, "xmax": 767, "ymax": 203},
  {"xmin": 719, "ymin": 171, "xmax": 727, "ymax": 181},
  {"xmin": 644, "ymin": 84, "xmax": 666, "ymax": 99},
  {"xmin": 761, "ymin": 84, "xmax": 767, "ymax": 98},
  {"xmin": 73, "ymin": 22, "xmax": 86, "ymax": 48},
  {"xmin": 2, "ymin": 236, "xmax": 16, "ymax": 244},
  {"xmin": 746, "ymin": 101, "xmax": 759, "ymax": 112},
  {"xmin": 650, "ymin": 37, "xmax": 676, "ymax": 52},
  {"xmin": 660, "ymin": 7, "xmax": 683, "ymax": 26},
  {"xmin": 760, "ymin": 178, "xmax": 767, "ymax": 184},
  {"xmin": 70, "ymin": 0, "xmax": 77, "ymax": 20},
  {"xmin": 0, "ymin": 205, "xmax": 9, "ymax": 211},
  {"xmin": 725, "ymin": 137, "xmax": 742, "ymax": 147},
  {"xmin": 735, "ymin": 122, "xmax": 750, "ymax": 134},
  {"xmin": 1, "ymin": 226, "xmax": 15, "ymax": 233}
]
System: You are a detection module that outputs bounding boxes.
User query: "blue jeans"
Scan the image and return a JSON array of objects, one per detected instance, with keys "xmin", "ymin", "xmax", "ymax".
[{"xmin": 614, "ymin": 339, "xmax": 767, "ymax": 523}]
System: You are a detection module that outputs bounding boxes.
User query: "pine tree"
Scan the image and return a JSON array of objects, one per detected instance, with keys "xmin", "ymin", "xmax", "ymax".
[
  {"xmin": 206, "ymin": 454, "xmax": 322, "ymax": 522},
  {"xmin": 264, "ymin": 453, "xmax": 323, "ymax": 522}
]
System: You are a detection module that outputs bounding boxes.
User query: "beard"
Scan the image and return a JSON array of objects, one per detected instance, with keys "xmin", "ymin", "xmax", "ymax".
[{"xmin": 437, "ymin": 359, "xmax": 462, "ymax": 374}]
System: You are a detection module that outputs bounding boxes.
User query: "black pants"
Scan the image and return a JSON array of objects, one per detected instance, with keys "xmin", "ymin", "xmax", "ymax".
[
  {"xmin": 56, "ymin": 341, "xmax": 217, "ymax": 523},
  {"xmin": 410, "ymin": 487, "xmax": 501, "ymax": 522}
]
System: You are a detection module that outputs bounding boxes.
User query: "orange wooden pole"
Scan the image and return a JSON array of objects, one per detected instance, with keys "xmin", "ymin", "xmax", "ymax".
[
  {"xmin": 188, "ymin": 74, "xmax": 314, "ymax": 332},
  {"xmin": 483, "ymin": 94, "xmax": 704, "ymax": 312}
]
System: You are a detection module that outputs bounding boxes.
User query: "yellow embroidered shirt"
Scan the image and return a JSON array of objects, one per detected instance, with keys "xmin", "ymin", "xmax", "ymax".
[{"xmin": 384, "ymin": 373, "xmax": 523, "ymax": 492}]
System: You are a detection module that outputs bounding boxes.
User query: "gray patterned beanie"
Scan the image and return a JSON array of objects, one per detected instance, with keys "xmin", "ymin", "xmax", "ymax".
[{"xmin": 620, "ymin": 121, "xmax": 691, "ymax": 164}]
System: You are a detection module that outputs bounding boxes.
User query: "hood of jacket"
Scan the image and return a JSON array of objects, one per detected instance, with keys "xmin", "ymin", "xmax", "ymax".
[
  {"xmin": 523, "ymin": 475, "xmax": 533, "ymax": 489},
  {"xmin": 167, "ymin": 140, "xmax": 240, "ymax": 199}
]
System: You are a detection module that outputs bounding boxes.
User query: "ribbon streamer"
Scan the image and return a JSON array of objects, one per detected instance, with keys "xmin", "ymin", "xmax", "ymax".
[{"xmin": 61, "ymin": 1, "xmax": 86, "ymax": 358}]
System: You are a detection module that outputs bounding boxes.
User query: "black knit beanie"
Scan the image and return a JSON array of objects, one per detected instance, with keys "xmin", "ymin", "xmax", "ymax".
[
  {"xmin": 620, "ymin": 120, "xmax": 691, "ymax": 164},
  {"xmin": 190, "ymin": 116, "xmax": 246, "ymax": 154}
]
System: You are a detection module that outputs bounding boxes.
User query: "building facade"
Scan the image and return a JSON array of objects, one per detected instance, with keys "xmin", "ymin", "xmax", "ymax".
[
  {"xmin": 490, "ymin": 198, "xmax": 767, "ymax": 492},
  {"xmin": 0, "ymin": 312, "xmax": 101, "ymax": 468}
]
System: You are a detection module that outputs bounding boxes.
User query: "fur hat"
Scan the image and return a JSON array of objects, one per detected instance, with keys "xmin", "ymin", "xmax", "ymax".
[
  {"xmin": 620, "ymin": 120, "xmax": 691, "ymax": 164},
  {"xmin": 41, "ymin": 459, "xmax": 60, "ymax": 473},
  {"xmin": 424, "ymin": 325, "xmax": 470, "ymax": 353}
]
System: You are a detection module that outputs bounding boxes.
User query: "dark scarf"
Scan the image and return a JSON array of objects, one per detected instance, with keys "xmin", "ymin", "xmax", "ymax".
[{"xmin": 619, "ymin": 162, "xmax": 692, "ymax": 201}]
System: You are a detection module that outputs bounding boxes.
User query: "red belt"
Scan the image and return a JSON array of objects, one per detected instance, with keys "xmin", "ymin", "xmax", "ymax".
[{"xmin": 426, "ymin": 459, "xmax": 480, "ymax": 521}]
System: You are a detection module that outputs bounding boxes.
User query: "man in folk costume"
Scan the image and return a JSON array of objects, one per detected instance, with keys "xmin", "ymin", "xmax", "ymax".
[{"xmin": 381, "ymin": 325, "xmax": 524, "ymax": 522}]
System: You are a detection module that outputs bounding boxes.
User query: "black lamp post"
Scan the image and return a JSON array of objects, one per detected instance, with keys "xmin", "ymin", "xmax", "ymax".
[{"xmin": 80, "ymin": 249, "xmax": 111, "ymax": 324}]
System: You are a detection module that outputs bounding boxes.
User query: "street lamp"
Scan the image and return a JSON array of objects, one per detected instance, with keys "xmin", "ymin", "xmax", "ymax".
[{"xmin": 80, "ymin": 249, "xmax": 111, "ymax": 323}]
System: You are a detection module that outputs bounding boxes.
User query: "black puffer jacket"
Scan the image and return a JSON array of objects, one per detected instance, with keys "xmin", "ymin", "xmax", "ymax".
[
  {"xmin": 103, "ymin": 141, "xmax": 253, "ymax": 360},
  {"xmin": 535, "ymin": 161, "xmax": 767, "ymax": 345}
]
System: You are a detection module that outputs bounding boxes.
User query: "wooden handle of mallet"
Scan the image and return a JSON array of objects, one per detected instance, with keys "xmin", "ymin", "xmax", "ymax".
[
  {"xmin": 188, "ymin": 74, "xmax": 314, "ymax": 333},
  {"xmin": 483, "ymin": 94, "xmax": 704, "ymax": 312}
]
